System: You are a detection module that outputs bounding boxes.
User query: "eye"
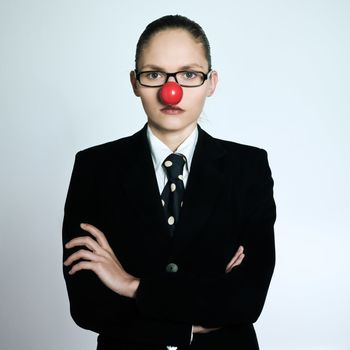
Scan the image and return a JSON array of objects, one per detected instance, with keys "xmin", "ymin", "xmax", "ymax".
[
  {"xmin": 182, "ymin": 71, "xmax": 198, "ymax": 79},
  {"xmin": 146, "ymin": 72, "xmax": 164, "ymax": 80}
]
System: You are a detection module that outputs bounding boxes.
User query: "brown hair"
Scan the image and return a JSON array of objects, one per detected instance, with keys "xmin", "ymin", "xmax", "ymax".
[{"xmin": 135, "ymin": 15, "xmax": 212, "ymax": 71}]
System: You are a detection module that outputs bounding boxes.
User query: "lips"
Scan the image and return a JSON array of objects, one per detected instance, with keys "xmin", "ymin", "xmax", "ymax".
[{"xmin": 160, "ymin": 106, "xmax": 184, "ymax": 115}]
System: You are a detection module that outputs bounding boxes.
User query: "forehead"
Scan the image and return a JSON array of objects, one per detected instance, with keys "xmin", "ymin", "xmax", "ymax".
[{"xmin": 139, "ymin": 29, "xmax": 208, "ymax": 71}]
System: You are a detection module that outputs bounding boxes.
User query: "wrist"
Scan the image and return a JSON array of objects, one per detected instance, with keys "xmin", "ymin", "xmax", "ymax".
[{"xmin": 126, "ymin": 277, "xmax": 140, "ymax": 298}]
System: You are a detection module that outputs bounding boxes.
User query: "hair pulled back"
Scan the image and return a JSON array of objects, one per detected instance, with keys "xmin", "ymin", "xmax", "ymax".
[{"xmin": 135, "ymin": 15, "xmax": 212, "ymax": 71}]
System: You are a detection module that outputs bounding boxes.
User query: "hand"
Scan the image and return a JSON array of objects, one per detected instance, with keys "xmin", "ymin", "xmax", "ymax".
[
  {"xmin": 64, "ymin": 223, "xmax": 140, "ymax": 298},
  {"xmin": 225, "ymin": 245, "xmax": 245, "ymax": 273},
  {"xmin": 192, "ymin": 325, "xmax": 221, "ymax": 334},
  {"xmin": 192, "ymin": 245, "xmax": 245, "ymax": 334}
]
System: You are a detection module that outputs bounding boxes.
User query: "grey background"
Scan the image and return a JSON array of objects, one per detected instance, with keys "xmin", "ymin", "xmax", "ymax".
[{"xmin": 1, "ymin": 0, "xmax": 349, "ymax": 349}]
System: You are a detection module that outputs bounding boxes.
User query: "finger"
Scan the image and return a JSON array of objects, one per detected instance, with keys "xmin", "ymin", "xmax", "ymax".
[
  {"xmin": 225, "ymin": 246, "xmax": 244, "ymax": 269},
  {"xmin": 226, "ymin": 251, "xmax": 245, "ymax": 269},
  {"xmin": 225, "ymin": 250, "xmax": 245, "ymax": 272},
  {"xmin": 204, "ymin": 327, "xmax": 220, "ymax": 333},
  {"xmin": 226, "ymin": 252, "xmax": 245, "ymax": 271},
  {"xmin": 64, "ymin": 249, "xmax": 102, "ymax": 267},
  {"xmin": 193, "ymin": 325, "xmax": 221, "ymax": 334},
  {"xmin": 235, "ymin": 253, "xmax": 245, "ymax": 265},
  {"xmin": 80, "ymin": 223, "xmax": 117, "ymax": 259},
  {"xmin": 80, "ymin": 223, "xmax": 109, "ymax": 249},
  {"xmin": 65, "ymin": 236, "xmax": 103, "ymax": 254},
  {"xmin": 226, "ymin": 253, "xmax": 245, "ymax": 273},
  {"xmin": 231, "ymin": 245, "xmax": 244, "ymax": 263},
  {"xmin": 235, "ymin": 245, "xmax": 244, "ymax": 256},
  {"xmin": 68, "ymin": 260, "xmax": 95, "ymax": 275}
]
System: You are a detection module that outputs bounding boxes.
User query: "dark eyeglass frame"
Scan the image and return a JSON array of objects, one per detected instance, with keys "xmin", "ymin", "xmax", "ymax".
[{"xmin": 134, "ymin": 69, "xmax": 212, "ymax": 88}]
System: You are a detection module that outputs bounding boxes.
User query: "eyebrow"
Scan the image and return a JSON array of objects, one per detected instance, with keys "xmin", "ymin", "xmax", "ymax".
[{"xmin": 140, "ymin": 63, "xmax": 206, "ymax": 71}]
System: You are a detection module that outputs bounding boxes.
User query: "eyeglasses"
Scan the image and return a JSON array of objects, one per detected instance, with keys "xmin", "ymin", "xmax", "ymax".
[{"xmin": 135, "ymin": 70, "xmax": 212, "ymax": 87}]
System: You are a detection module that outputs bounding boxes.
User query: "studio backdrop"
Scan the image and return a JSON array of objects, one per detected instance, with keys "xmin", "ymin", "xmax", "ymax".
[{"xmin": 1, "ymin": 1, "xmax": 349, "ymax": 349}]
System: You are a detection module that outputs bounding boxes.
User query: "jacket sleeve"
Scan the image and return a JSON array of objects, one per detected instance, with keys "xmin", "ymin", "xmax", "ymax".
[
  {"xmin": 135, "ymin": 149, "xmax": 276, "ymax": 328},
  {"xmin": 62, "ymin": 151, "xmax": 192, "ymax": 347}
]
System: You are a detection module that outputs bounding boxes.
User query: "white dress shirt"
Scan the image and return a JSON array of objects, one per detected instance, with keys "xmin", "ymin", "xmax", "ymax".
[
  {"xmin": 147, "ymin": 124, "xmax": 198, "ymax": 194},
  {"xmin": 146, "ymin": 123, "xmax": 198, "ymax": 349}
]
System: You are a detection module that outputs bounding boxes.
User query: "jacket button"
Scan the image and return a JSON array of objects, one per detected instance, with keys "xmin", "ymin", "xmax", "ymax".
[{"xmin": 166, "ymin": 263, "xmax": 178, "ymax": 273}]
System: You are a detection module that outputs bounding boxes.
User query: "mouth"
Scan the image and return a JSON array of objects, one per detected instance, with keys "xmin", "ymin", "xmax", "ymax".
[{"xmin": 160, "ymin": 106, "xmax": 185, "ymax": 115}]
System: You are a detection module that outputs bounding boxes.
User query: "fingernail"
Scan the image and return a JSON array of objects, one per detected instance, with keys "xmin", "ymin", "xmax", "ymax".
[{"xmin": 80, "ymin": 223, "xmax": 86, "ymax": 227}]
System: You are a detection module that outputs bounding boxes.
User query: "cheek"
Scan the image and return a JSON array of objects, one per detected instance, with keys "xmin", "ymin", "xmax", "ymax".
[
  {"xmin": 183, "ymin": 88, "xmax": 207, "ymax": 108},
  {"xmin": 140, "ymin": 89, "xmax": 160, "ymax": 107}
]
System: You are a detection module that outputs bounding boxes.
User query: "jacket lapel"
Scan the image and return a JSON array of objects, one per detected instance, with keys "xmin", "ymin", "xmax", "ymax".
[
  {"xmin": 172, "ymin": 124, "xmax": 228, "ymax": 251},
  {"xmin": 120, "ymin": 124, "xmax": 170, "ymax": 240},
  {"xmin": 120, "ymin": 123, "xmax": 230, "ymax": 247}
]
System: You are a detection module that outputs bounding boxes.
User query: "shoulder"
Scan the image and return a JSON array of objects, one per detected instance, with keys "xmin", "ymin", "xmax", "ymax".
[
  {"xmin": 216, "ymin": 137, "xmax": 267, "ymax": 158},
  {"xmin": 200, "ymin": 127, "xmax": 268, "ymax": 164},
  {"xmin": 199, "ymin": 128, "xmax": 272, "ymax": 182},
  {"xmin": 76, "ymin": 137, "xmax": 128, "ymax": 157},
  {"xmin": 220, "ymin": 138, "xmax": 269, "ymax": 176},
  {"xmin": 73, "ymin": 129, "xmax": 141, "ymax": 165}
]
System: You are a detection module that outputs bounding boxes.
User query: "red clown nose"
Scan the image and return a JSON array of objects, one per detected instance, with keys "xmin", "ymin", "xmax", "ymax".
[{"xmin": 159, "ymin": 82, "xmax": 183, "ymax": 105}]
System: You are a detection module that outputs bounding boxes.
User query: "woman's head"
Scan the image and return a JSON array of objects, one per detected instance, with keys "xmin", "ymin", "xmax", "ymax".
[
  {"xmin": 130, "ymin": 15, "xmax": 218, "ymax": 140},
  {"xmin": 135, "ymin": 15, "xmax": 212, "ymax": 71}
]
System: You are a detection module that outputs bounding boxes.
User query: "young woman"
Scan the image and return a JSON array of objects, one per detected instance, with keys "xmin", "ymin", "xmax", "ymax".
[{"xmin": 63, "ymin": 15, "xmax": 276, "ymax": 350}]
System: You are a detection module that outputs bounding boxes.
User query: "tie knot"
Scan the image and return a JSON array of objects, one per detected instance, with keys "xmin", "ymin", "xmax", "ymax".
[{"xmin": 162, "ymin": 153, "xmax": 187, "ymax": 180}]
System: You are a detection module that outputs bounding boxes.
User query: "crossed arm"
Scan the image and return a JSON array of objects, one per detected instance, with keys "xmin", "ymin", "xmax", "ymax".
[
  {"xmin": 62, "ymin": 148, "xmax": 275, "ymax": 346},
  {"xmin": 64, "ymin": 222, "xmax": 245, "ymax": 334}
]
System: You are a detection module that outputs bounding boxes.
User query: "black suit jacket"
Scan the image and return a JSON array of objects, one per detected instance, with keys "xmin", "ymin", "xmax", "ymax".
[{"xmin": 62, "ymin": 123, "xmax": 276, "ymax": 350}]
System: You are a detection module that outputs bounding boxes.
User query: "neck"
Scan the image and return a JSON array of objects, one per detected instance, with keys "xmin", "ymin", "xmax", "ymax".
[{"xmin": 148, "ymin": 122, "xmax": 197, "ymax": 152}]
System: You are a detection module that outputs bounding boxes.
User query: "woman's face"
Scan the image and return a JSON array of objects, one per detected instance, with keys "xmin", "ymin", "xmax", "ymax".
[{"xmin": 130, "ymin": 29, "xmax": 218, "ymax": 136}]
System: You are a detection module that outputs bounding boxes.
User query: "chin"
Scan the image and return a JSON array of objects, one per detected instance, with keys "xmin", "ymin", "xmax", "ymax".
[
  {"xmin": 151, "ymin": 120, "xmax": 194, "ymax": 133},
  {"xmin": 150, "ymin": 114, "xmax": 197, "ymax": 131}
]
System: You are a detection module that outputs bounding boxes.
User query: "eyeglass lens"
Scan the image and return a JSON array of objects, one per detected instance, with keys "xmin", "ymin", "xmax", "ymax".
[{"xmin": 139, "ymin": 71, "xmax": 205, "ymax": 87}]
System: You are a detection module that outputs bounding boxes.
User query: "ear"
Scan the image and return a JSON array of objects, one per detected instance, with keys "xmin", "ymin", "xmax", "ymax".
[
  {"xmin": 130, "ymin": 70, "xmax": 140, "ymax": 97},
  {"xmin": 207, "ymin": 70, "xmax": 218, "ymax": 97}
]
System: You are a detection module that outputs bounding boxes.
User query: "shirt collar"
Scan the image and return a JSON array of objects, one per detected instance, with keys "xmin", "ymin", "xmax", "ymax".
[{"xmin": 147, "ymin": 124, "xmax": 199, "ymax": 172}]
